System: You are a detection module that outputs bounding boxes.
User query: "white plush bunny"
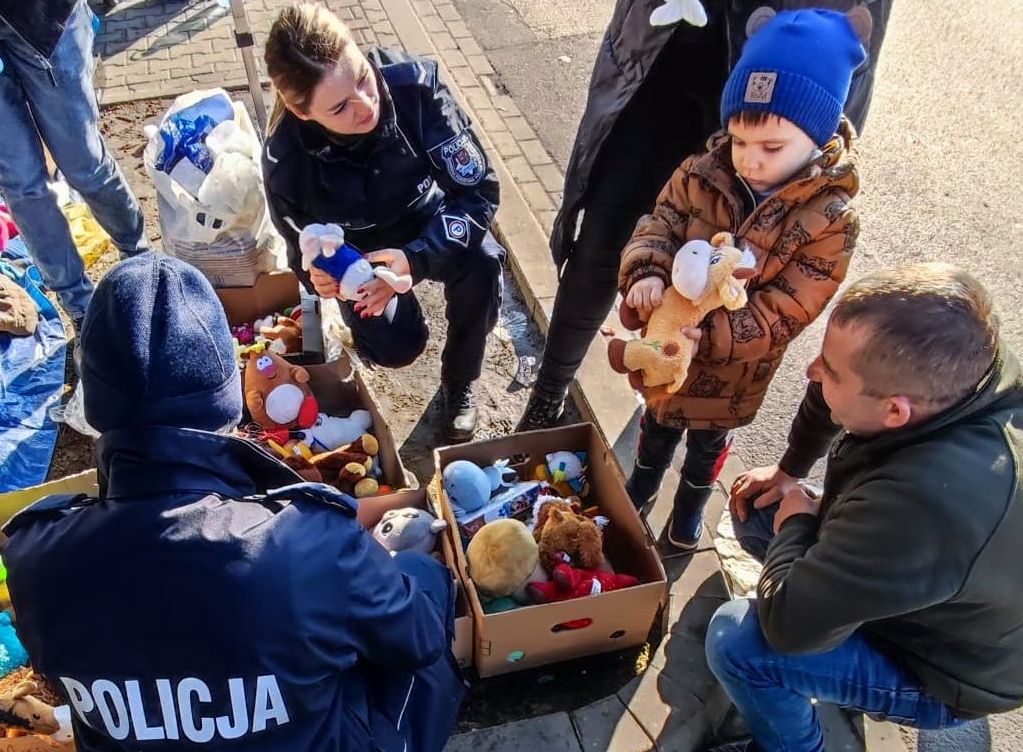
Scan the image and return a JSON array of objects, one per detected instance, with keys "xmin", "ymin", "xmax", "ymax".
[{"xmin": 649, "ymin": 0, "xmax": 707, "ymax": 27}]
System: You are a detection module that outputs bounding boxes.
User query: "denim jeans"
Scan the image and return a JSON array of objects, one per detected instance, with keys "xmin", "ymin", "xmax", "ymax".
[
  {"xmin": 707, "ymin": 506, "xmax": 965, "ymax": 752},
  {"xmin": 0, "ymin": 0, "xmax": 149, "ymax": 319}
]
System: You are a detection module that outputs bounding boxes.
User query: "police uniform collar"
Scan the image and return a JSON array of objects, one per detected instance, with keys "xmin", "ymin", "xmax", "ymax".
[{"xmin": 96, "ymin": 426, "xmax": 303, "ymax": 500}]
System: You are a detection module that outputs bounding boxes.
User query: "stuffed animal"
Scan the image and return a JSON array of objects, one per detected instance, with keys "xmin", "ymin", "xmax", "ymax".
[
  {"xmin": 231, "ymin": 322, "xmax": 255, "ymax": 346},
  {"xmin": 0, "ymin": 679, "xmax": 64, "ymax": 737},
  {"xmin": 535, "ymin": 451, "xmax": 589, "ymax": 497},
  {"xmin": 298, "ymin": 409, "xmax": 373, "ymax": 452},
  {"xmin": 299, "ymin": 223, "xmax": 413, "ymax": 322},
  {"xmin": 608, "ymin": 232, "xmax": 757, "ymax": 394},
  {"xmin": 533, "ymin": 500, "xmax": 604, "ymax": 573},
  {"xmin": 279, "ymin": 434, "xmax": 382, "ymax": 494},
  {"xmin": 0, "ymin": 613, "xmax": 27, "ymax": 679},
  {"xmin": 259, "ymin": 314, "xmax": 303, "ymax": 353},
  {"xmin": 373, "ymin": 507, "xmax": 448, "ymax": 556},
  {"xmin": 466, "ymin": 518, "xmax": 547, "ymax": 602},
  {"xmin": 443, "ymin": 460, "xmax": 492, "ymax": 514},
  {"xmin": 527, "ymin": 561, "xmax": 639, "ymax": 603},
  {"xmin": 243, "ymin": 350, "xmax": 319, "ymax": 430},
  {"xmin": 482, "ymin": 459, "xmax": 516, "ymax": 492}
]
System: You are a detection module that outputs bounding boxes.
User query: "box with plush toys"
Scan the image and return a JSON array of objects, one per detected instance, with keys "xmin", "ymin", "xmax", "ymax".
[{"xmin": 432, "ymin": 423, "xmax": 667, "ymax": 677}]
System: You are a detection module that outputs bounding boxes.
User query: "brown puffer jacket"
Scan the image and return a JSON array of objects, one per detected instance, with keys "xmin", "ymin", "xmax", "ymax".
[{"xmin": 618, "ymin": 119, "xmax": 860, "ymax": 430}]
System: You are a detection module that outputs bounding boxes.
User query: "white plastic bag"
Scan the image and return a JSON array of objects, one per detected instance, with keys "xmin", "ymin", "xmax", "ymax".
[{"xmin": 144, "ymin": 89, "xmax": 284, "ymax": 287}]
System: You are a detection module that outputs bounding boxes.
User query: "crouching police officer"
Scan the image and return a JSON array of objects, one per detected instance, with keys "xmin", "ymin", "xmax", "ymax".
[
  {"xmin": 262, "ymin": 3, "xmax": 504, "ymax": 442},
  {"xmin": 1, "ymin": 253, "xmax": 466, "ymax": 752}
]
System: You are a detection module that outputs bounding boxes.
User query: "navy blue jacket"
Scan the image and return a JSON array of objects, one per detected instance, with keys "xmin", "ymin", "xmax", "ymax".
[
  {"xmin": 263, "ymin": 48, "xmax": 500, "ymax": 289},
  {"xmin": 1, "ymin": 427, "xmax": 458, "ymax": 751}
]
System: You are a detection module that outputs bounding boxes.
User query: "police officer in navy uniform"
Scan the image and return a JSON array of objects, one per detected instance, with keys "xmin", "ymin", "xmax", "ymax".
[
  {"xmin": 1, "ymin": 253, "xmax": 466, "ymax": 751},
  {"xmin": 262, "ymin": 4, "xmax": 504, "ymax": 442}
]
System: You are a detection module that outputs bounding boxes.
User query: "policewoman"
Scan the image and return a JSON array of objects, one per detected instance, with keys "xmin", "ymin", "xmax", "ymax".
[
  {"xmin": 2, "ymin": 253, "xmax": 465, "ymax": 752},
  {"xmin": 262, "ymin": 3, "xmax": 504, "ymax": 442}
]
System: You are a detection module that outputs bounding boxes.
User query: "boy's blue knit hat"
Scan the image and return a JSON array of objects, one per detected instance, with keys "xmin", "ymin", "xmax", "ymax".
[
  {"xmin": 81, "ymin": 252, "xmax": 242, "ymax": 433},
  {"xmin": 720, "ymin": 9, "xmax": 867, "ymax": 146}
]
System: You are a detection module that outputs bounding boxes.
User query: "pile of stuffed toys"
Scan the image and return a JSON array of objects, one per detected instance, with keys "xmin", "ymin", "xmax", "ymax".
[
  {"xmin": 237, "ymin": 350, "xmax": 391, "ymax": 497},
  {"xmin": 0, "ymin": 558, "xmax": 74, "ymax": 746},
  {"xmin": 443, "ymin": 452, "xmax": 640, "ymax": 613},
  {"xmin": 230, "ymin": 306, "xmax": 304, "ymax": 364}
]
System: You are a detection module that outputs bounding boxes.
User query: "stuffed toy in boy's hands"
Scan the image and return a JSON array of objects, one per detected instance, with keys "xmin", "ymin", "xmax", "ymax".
[
  {"xmin": 299, "ymin": 223, "xmax": 412, "ymax": 322},
  {"xmin": 608, "ymin": 232, "xmax": 757, "ymax": 394}
]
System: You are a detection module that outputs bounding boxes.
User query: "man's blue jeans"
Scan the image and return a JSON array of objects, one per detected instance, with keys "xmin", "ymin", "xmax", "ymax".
[
  {"xmin": 705, "ymin": 505, "xmax": 965, "ymax": 752},
  {"xmin": 0, "ymin": 0, "xmax": 149, "ymax": 319}
]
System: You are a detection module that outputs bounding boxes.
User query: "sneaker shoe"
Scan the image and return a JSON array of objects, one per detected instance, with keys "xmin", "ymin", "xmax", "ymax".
[
  {"xmin": 515, "ymin": 391, "xmax": 565, "ymax": 433},
  {"xmin": 442, "ymin": 380, "xmax": 479, "ymax": 443},
  {"xmin": 666, "ymin": 479, "xmax": 713, "ymax": 550},
  {"xmin": 625, "ymin": 461, "xmax": 665, "ymax": 513}
]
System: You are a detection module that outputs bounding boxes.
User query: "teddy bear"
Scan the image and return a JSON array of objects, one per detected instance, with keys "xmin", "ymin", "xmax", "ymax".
[
  {"xmin": 527, "ymin": 560, "xmax": 639, "ymax": 604},
  {"xmin": 299, "ymin": 223, "xmax": 413, "ymax": 323},
  {"xmin": 258, "ymin": 314, "xmax": 303, "ymax": 353},
  {"xmin": 532, "ymin": 500, "xmax": 604, "ymax": 573},
  {"xmin": 281, "ymin": 434, "xmax": 385, "ymax": 497},
  {"xmin": 372, "ymin": 507, "xmax": 448, "ymax": 556},
  {"xmin": 466, "ymin": 518, "xmax": 548, "ymax": 605},
  {"xmin": 607, "ymin": 232, "xmax": 757, "ymax": 395},
  {"xmin": 243, "ymin": 350, "xmax": 319, "ymax": 430}
]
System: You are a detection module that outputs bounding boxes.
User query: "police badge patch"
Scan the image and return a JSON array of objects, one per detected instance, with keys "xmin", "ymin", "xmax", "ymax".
[
  {"xmin": 439, "ymin": 132, "xmax": 486, "ymax": 186},
  {"xmin": 443, "ymin": 214, "xmax": 470, "ymax": 247}
]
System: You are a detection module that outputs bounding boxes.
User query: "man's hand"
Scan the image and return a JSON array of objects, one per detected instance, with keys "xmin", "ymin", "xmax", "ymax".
[
  {"xmin": 730, "ymin": 464, "xmax": 798, "ymax": 522},
  {"xmin": 354, "ymin": 249, "xmax": 412, "ymax": 318},
  {"xmin": 309, "ymin": 267, "xmax": 340, "ymax": 299},
  {"xmin": 773, "ymin": 484, "xmax": 822, "ymax": 534},
  {"xmin": 625, "ymin": 277, "xmax": 666, "ymax": 320}
]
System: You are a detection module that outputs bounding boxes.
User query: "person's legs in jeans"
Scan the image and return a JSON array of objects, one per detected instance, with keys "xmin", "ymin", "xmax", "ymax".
[
  {"xmin": 2, "ymin": 2, "xmax": 148, "ymax": 291},
  {"xmin": 626, "ymin": 409, "xmax": 685, "ymax": 511},
  {"xmin": 668, "ymin": 428, "xmax": 730, "ymax": 549},
  {"xmin": 706, "ymin": 599, "xmax": 963, "ymax": 752},
  {"xmin": 731, "ymin": 501, "xmax": 779, "ymax": 563}
]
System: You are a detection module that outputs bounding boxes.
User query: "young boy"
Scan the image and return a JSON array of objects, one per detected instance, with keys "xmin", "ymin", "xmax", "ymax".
[{"xmin": 618, "ymin": 9, "xmax": 866, "ymax": 549}]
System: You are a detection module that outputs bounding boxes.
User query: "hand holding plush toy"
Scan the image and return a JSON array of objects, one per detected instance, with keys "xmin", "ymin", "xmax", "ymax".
[
  {"xmin": 299, "ymin": 223, "xmax": 412, "ymax": 322},
  {"xmin": 608, "ymin": 232, "xmax": 756, "ymax": 394}
]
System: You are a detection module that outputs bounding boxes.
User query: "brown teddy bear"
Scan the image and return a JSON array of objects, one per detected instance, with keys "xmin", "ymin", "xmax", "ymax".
[
  {"xmin": 243, "ymin": 350, "xmax": 319, "ymax": 430},
  {"xmin": 533, "ymin": 500, "xmax": 604, "ymax": 573}
]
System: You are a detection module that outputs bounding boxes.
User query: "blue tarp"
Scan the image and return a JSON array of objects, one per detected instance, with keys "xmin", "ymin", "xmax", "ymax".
[{"xmin": 0, "ymin": 238, "xmax": 66, "ymax": 491}]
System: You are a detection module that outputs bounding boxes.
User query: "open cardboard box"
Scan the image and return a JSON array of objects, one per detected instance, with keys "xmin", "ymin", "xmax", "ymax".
[
  {"xmin": 358, "ymin": 488, "xmax": 474, "ymax": 669},
  {"xmin": 433, "ymin": 423, "xmax": 667, "ymax": 677},
  {"xmin": 215, "ymin": 270, "xmax": 300, "ymax": 328},
  {"xmin": 301, "ymin": 357, "xmax": 412, "ymax": 491}
]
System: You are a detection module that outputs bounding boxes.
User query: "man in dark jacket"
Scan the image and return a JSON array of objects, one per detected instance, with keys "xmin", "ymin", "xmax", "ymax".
[
  {"xmin": 0, "ymin": 0, "xmax": 149, "ymax": 326},
  {"xmin": 707, "ymin": 263, "xmax": 1023, "ymax": 752},
  {"xmin": 1, "ymin": 253, "xmax": 465, "ymax": 752},
  {"xmin": 517, "ymin": 0, "xmax": 892, "ymax": 430}
]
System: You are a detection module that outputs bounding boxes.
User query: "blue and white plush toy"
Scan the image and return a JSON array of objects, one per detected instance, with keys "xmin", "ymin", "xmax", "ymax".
[
  {"xmin": 298, "ymin": 223, "xmax": 413, "ymax": 322},
  {"xmin": 0, "ymin": 611, "xmax": 28, "ymax": 678}
]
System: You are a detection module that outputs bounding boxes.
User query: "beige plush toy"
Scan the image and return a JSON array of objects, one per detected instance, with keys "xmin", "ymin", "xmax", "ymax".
[
  {"xmin": 466, "ymin": 518, "xmax": 547, "ymax": 602},
  {"xmin": 608, "ymin": 232, "xmax": 756, "ymax": 394}
]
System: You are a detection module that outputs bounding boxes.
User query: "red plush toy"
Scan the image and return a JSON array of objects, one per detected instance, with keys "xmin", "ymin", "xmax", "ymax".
[{"xmin": 526, "ymin": 558, "xmax": 639, "ymax": 604}]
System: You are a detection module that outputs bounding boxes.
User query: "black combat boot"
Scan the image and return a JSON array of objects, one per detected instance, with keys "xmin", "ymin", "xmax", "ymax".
[
  {"xmin": 442, "ymin": 380, "xmax": 479, "ymax": 443},
  {"xmin": 515, "ymin": 390, "xmax": 565, "ymax": 433}
]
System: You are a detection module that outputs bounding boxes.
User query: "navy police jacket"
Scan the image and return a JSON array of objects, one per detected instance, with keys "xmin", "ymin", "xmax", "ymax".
[
  {"xmin": 1, "ymin": 427, "xmax": 458, "ymax": 751},
  {"xmin": 263, "ymin": 48, "xmax": 500, "ymax": 289}
]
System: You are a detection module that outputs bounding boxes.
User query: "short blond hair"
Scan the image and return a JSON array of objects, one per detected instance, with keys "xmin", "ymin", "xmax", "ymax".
[{"xmin": 831, "ymin": 263, "xmax": 998, "ymax": 411}]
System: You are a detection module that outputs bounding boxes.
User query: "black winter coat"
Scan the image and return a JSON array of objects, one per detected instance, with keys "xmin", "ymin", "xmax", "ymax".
[{"xmin": 0, "ymin": 0, "xmax": 77, "ymax": 58}]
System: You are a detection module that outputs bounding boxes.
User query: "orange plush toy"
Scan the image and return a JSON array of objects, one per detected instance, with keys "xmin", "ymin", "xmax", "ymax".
[{"xmin": 243, "ymin": 350, "xmax": 319, "ymax": 431}]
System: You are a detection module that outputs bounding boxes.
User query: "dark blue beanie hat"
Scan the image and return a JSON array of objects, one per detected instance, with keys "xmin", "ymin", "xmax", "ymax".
[
  {"xmin": 81, "ymin": 252, "xmax": 242, "ymax": 433},
  {"xmin": 720, "ymin": 9, "xmax": 867, "ymax": 146}
]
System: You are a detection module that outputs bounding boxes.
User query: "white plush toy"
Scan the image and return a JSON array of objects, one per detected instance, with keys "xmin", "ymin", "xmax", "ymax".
[
  {"xmin": 299, "ymin": 409, "xmax": 373, "ymax": 452},
  {"xmin": 298, "ymin": 223, "xmax": 413, "ymax": 323},
  {"xmin": 649, "ymin": 0, "xmax": 707, "ymax": 27}
]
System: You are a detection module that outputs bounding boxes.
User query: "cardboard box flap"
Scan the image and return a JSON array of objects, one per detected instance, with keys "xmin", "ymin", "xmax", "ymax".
[{"xmin": 216, "ymin": 271, "xmax": 301, "ymax": 328}]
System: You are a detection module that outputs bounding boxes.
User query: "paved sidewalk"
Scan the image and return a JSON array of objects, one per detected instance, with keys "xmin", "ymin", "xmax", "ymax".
[{"xmin": 92, "ymin": 2, "xmax": 905, "ymax": 749}]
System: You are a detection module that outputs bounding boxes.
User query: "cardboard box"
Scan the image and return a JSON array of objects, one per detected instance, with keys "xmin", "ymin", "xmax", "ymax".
[
  {"xmin": 304, "ymin": 358, "xmax": 412, "ymax": 492},
  {"xmin": 434, "ymin": 423, "xmax": 667, "ymax": 677},
  {"xmin": 357, "ymin": 489, "xmax": 474, "ymax": 669},
  {"xmin": 215, "ymin": 270, "xmax": 301, "ymax": 328},
  {"xmin": 0, "ymin": 470, "xmax": 98, "ymax": 526}
]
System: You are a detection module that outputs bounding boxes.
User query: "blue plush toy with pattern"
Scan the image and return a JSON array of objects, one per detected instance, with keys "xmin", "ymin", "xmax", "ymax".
[{"xmin": 0, "ymin": 611, "xmax": 28, "ymax": 678}]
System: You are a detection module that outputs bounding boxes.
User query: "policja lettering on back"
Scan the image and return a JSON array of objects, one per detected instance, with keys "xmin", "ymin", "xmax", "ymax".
[{"xmin": 59, "ymin": 674, "xmax": 290, "ymax": 743}]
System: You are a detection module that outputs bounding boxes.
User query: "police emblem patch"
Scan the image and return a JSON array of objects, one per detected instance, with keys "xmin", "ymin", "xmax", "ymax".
[
  {"xmin": 443, "ymin": 214, "xmax": 470, "ymax": 247},
  {"xmin": 439, "ymin": 132, "xmax": 486, "ymax": 186}
]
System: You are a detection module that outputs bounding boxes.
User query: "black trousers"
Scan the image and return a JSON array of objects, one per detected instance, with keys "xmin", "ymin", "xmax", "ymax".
[
  {"xmin": 636, "ymin": 409, "xmax": 730, "ymax": 487},
  {"xmin": 339, "ymin": 232, "xmax": 505, "ymax": 384}
]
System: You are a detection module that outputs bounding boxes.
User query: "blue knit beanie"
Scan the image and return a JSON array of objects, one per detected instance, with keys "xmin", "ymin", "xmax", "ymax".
[
  {"xmin": 720, "ymin": 9, "xmax": 867, "ymax": 146},
  {"xmin": 81, "ymin": 252, "xmax": 242, "ymax": 433}
]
